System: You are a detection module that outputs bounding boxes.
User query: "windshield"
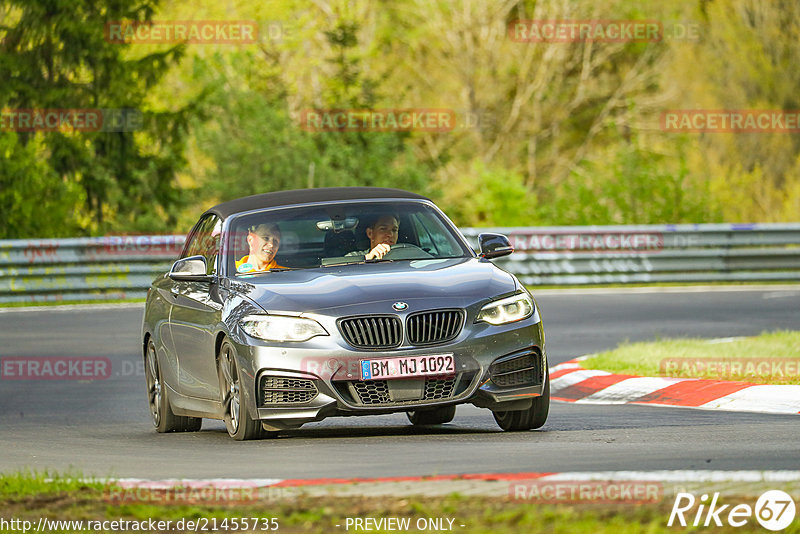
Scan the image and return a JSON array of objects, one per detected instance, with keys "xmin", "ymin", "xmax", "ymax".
[{"xmin": 226, "ymin": 200, "xmax": 472, "ymax": 275}]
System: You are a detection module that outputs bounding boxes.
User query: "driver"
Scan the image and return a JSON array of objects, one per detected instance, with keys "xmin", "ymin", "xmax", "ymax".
[
  {"xmin": 236, "ymin": 223, "xmax": 286, "ymax": 272},
  {"xmin": 347, "ymin": 214, "xmax": 399, "ymax": 260}
]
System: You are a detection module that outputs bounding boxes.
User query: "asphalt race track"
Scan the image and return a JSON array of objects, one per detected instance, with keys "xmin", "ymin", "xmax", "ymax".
[{"xmin": 1, "ymin": 287, "xmax": 799, "ymax": 479}]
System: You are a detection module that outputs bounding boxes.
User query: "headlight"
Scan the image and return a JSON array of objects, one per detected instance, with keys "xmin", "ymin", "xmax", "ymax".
[
  {"xmin": 477, "ymin": 293, "xmax": 534, "ymax": 325},
  {"xmin": 239, "ymin": 315, "xmax": 328, "ymax": 342}
]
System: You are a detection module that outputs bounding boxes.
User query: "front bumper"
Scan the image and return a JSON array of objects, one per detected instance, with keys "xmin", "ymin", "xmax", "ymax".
[{"xmin": 232, "ymin": 315, "xmax": 546, "ymax": 428}]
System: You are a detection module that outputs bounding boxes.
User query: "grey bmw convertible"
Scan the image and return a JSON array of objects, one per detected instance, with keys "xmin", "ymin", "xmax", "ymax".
[{"xmin": 142, "ymin": 187, "xmax": 549, "ymax": 440}]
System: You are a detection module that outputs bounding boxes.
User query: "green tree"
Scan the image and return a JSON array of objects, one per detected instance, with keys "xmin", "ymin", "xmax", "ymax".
[
  {"xmin": 0, "ymin": 131, "xmax": 84, "ymax": 238},
  {"xmin": 186, "ymin": 13, "xmax": 432, "ymax": 219},
  {"xmin": 0, "ymin": 0, "xmax": 191, "ymax": 237},
  {"xmin": 666, "ymin": 0, "xmax": 800, "ymax": 222}
]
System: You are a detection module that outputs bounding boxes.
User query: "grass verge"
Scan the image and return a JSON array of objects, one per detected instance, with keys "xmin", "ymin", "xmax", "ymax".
[
  {"xmin": 3, "ymin": 471, "xmax": 798, "ymax": 534},
  {"xmin": 580, "ymin": 330, "xmax": 800, "ymax": 385}
]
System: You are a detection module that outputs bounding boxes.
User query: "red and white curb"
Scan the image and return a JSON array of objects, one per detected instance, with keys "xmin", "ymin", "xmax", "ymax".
[
  {"xmin": 550, "ymin": 358, "xmax": 800, "ymax": 414},
  {"xmin": 110, "ymin": 472, "xmax": 554, "ymax": 498},
  {"xmin": 105, "ymin": 471, "xmax": 800, "ymax": 499},
  {"xmin": 112, "ymin": 471, "xmax": 800, "ymax": 487}
]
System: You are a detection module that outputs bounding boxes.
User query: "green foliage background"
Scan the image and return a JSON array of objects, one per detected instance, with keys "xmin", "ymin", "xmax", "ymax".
[{"xmin": 1, "ymin": 0, "xmax": 798, "ymax": 238}]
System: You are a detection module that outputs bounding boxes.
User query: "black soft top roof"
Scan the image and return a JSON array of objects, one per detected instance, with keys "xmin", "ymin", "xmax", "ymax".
[{"xmin": 204, "ymin": 187, "xmax": 430, "ymax": 219}]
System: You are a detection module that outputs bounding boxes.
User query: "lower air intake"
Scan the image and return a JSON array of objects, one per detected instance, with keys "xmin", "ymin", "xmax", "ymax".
[
  {"xmin": 259, "ymin": 376, "xmax": 318, "ymax": 406},
  {"xmin": 490, "ymin": 352, "xmax": 541, "ymax": 387}
]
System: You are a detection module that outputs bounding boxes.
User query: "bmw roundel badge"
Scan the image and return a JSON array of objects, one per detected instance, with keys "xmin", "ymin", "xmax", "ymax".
[{"xmin": 392, "ymin": 302, "xmax": 409, "ymax": 311}]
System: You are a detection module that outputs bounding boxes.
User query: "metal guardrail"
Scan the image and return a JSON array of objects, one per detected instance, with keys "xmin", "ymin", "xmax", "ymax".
[
  {"xmin": 1, "ymin": 224, "xmax": 799, "ymax": 303},
  {"xmin": 461, "ymin": 223, "xmax": 800, "ymax": 286},
  {"xmin": 0, "ymin": 236, "xmax": 184, "ymax": 303}
]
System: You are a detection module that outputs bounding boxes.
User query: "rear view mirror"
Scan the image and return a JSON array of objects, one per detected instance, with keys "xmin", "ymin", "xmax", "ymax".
[
  {"xmin": 478, "ymin": 233, "xmax": 514, "ymax": 259},
  {"xmin": 316, "ymin": 217, "xmax": 359, "ymax": 232}
]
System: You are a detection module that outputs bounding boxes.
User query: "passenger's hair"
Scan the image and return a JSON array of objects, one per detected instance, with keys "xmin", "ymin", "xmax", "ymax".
[{"xmin": 248, "ymin": 223, "xmax": 281, "ymax": 239}]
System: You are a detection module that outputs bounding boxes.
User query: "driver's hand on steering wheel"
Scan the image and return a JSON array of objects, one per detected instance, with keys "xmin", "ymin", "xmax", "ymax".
[{"xmin": 365, "ymin": 243, "xmax": 392, "ymax": 260}]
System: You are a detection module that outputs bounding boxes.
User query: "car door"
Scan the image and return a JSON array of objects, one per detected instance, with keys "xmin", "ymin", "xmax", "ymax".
[{"xmin": 168, "ymin": 214, "xmax": 225, "ymax": 400}]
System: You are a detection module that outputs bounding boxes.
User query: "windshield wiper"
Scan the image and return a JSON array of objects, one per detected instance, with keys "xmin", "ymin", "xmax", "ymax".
[
  {"xmin": 320, "ymin": 257, "xmax": 396, "ymax": 267},
  {"xmin": 238, "ymin": 267, "xmax": 296, "ymax": 275},
  {"xmin": 320, "ymin": 260, "xmax": 366, "ymax": 267}
]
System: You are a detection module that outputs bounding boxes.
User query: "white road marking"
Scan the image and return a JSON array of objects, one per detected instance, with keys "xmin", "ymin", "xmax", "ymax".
[
  {"xmin": 532, "ymin": 284, "xmax": 800, "ymax": 295},
  {"xmin": 0, "ymin": 303, "xmax": 144, "ymax": 313},
  {"xmin": 700, "ymin": 385, "xmax": 800, "ymax": 414}
]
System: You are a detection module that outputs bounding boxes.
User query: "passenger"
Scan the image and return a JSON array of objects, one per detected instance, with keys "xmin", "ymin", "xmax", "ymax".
[
  {"xmin": 347, "ymin": 214, "xmax": 399, "ymax": 260},
  {"xmin": 236, "ymin": 223, "xmax": 285, "ymax": 272}
]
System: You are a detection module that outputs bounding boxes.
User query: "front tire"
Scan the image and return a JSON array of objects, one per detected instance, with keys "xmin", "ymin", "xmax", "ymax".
[
  {"xmin": 145, "ymin": 338, "xmax": 202, "ymax": 433},
  {"xmin": 492, "ymin": 369, "xmax": 550, "ymax": 431},
  {"xmin": 218, "ymin": 339, "xmax": 264, "ymax": 441},
  {"xmin": 407, "ymin": 405, "xmax": 456, "ymax": 425}
]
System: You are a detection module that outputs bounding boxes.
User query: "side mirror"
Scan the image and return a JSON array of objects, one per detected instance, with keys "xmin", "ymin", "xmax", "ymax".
[
  {"xmin": 478, "ymin": 233, "xmax": 514, "ymax": 259},
  {"xmin": 169, "ymin": 255, "xmax": 212, "ymax": 282}
]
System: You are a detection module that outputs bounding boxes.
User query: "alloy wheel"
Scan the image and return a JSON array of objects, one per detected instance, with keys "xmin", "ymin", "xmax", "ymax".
[
  {"xmin": 145, "ymin": 340, "xmax": 162, "ymax": 427},
  {"xmin": 220, "ymin": 345, "xmax": 241, "ymax": 435}
]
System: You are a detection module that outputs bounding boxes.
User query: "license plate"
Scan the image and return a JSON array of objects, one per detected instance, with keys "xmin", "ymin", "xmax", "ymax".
[{"xmin": 360, "ymin": 354, "xmax": 455, "ymax": 380}]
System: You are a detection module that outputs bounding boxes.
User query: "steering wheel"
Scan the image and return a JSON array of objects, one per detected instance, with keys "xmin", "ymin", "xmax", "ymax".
[{"xmin": 381, "ymin": 243, "xmax": 433, "ymax": 260}]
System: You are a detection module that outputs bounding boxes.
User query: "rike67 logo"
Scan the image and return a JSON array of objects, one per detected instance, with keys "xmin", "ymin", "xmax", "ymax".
[{"xmin": 668, "ymin": 490, "xmax": 796, "ymax": 531}]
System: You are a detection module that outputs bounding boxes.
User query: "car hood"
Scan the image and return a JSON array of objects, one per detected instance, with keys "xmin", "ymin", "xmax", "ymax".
[{"xmin": 230, "ymin": 257, "xmax": 518, "ymax": 314}]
